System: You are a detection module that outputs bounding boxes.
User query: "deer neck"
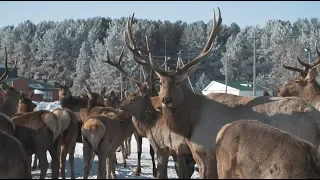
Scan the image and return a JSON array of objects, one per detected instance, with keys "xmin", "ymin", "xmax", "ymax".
[
  {"xmin": 301, "ymin": 84, "xmax": 320, "ymax": 110},
  {"xmin": 162, "ymin": 83, "xmax": 203, "ymax": 139},
  {"xmin": 1, "ymin": 94, "xmax": 19, "ymax": 117}
]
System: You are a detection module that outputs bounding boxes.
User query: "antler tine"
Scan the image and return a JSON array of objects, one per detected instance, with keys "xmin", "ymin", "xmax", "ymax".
[
  {"xmin": 0, "ymin": 47, "xmax": 17, "ymax": 84},
  {"xmin": 179, "ymin": 8, "xmax": 222, "ymax": 73},
  {"xmin": 124, "ymin": 13, "xmax": 151, "ymax": 67},
  {"xmin": 146, "ymin": 36, "xmax": 170, "ymax": 77},
  {"xmin": 296, "ymin": 56, "xmax": 311, "ymax": 69},
  {"xmin": 282, "ymin": 63, "xmax": 306, "ymax": 73},
  {"xmin": 309, "ymin": 43, "xmax": 320, "ymax": 68},
  {"xmin": 102, "ymin": 47, "xmax": 143, "ymax": 87}
]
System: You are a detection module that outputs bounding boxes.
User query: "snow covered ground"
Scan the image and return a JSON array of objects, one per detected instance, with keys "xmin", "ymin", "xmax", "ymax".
[{"xmin": 30, "ymin": 101, "xmax": 200, "ymax": 179}]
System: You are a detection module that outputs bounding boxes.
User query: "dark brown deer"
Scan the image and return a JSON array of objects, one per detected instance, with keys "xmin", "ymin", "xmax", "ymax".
[
  {"xmin": 102, "ymin": 47, "xmax": 157, "ymax": 177},
  {"xmin": 0, "ymin": 47, "xmax": 32, "ymax": 179},
  {"xmin": 124, "ymin": 10, "xmax": 320, "ymax": 179},
  {"xmin": 54, "ymin": 81, "xmax": 88, "ymax": 143},
  {"xmin": 216, "ymin": 120, "xmax": 320, "ymax": 179},
  {"xmin": 279, "ymin": 44, "xmax": 320, "ymax": 110}
]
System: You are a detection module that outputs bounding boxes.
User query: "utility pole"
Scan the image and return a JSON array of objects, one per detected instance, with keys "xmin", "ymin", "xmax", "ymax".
[
  {"xmin": 177, "ymin": 50, "xmax": 195, "ymax": 92},
  {"xmin": 225, "ymin": 55, "xmax": 229, "ymax": 93},
  {"xmin": 164, "ymin": 35, "xmax": 168, "ymax": 71},
  {"xmin": 250, "ymin": 32, "xmax": 260, "ymax": 96}
]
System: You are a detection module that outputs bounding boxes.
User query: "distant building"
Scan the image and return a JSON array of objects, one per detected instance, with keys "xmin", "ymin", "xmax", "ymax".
[
  {"xmin": 0, "ymin": 64, "xmax": 58, "ymax": 102},
  {"xmin": 202, "ymin": 80, "xmax": 273, "ymax": 97}
]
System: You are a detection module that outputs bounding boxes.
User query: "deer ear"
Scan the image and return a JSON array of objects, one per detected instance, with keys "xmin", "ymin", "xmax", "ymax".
[
  {"xmin": 19, "ymin": 91, "xmax": 25, "ymax": 101},
  {"xmin": 29, "ymin": 90, "xmax": 34, "ymax": 99},
  {"xmin": 140, "ymin": 82, "xmax": 149, "ymax": 98},
  {"xmin": 110, "ymin": 91, "xmax": 116, "ymax": 98},
  {"xmin": 125, "ymin": 91, "xmax": 130, "ymax": 99},
  {"xmin": 100, "ymin": 87, "xmax": 106, "ymax": 97},
  {"xmin": 54, "ymin": 82, "xmax": 61, "ymax": 88},
  {"xmin": 177, "ymin": 64, "xmax": 199, "ymax": 82},
  {"xmin": 306, "ymin": 68, "xmax": 318, "ymax": 82}
]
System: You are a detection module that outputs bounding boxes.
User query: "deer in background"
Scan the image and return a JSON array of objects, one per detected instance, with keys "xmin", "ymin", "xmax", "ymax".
[
  {"xmin": 279, "ymin": 44, "xmax": 320, "ymax": 110},
  {"xmin": 124, "ymin": 9, "xmax": 320, "ymax": 178},
  {"xmin": 216, "ymin": 120, "xmax": 320, "ymax": 179},
  {"xmin": 0, "ymin": 47, "xmax": 32, "ymax": 179}
]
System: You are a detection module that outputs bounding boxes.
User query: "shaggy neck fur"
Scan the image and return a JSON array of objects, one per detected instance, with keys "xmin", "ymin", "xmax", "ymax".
[
  {"xmin": 1, "ymin": 94, "xmax": 19, "ymax": 117},
  {"xmin": 162, "ymin": 83, "xmax": 204, "ymax": 138},
  {"xmin": 133, "ymin": 98, "xmax": 161, "ymax": 135},
  {"xmin": 60, "ymin": 95, "xmax": 88, "ymax": 111}
]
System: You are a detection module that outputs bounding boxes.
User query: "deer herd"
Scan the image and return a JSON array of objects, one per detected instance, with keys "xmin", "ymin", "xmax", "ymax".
[{"xmin": 1, "ymin": 7, "xmax": 320, "ymax": 179}]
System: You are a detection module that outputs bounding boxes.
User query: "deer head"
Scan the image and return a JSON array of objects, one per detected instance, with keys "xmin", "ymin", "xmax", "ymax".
[
  {"xmin": 279, "ymin": 43, "xmax": 320, "ymax": 98},
  {"xmin": 119, "ymin": 81, "xmax": 152, "ymax": 117},
  {"xmin": 84, "ymin": 85, "xmax": 105, "ymax": 107},
  {"xmin": 17, "ymin": 91, "xmax": 37, "ymax": 113},
  {"xmin": 124, "ymin": 9, "xmax": 222, "ymax": 108},
  {"xmin": 54, "ymin": 82, "xmax": 73, "ymax": 99}
]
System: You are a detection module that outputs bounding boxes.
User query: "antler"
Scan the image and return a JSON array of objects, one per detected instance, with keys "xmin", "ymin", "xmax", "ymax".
[
  {"xmin": 283, "ymin": 43, "xmax": 320, "ymax": 77},
  {"xmin": 102, "ymin": 45, "xmax": 143, "ymax": 87},
  {"xmin": 147, "ymin": 8, "xmax": 222, "ymax": 76},
  {"xmin": 0, "ymin": 47, "xmax": 17, "ymax": 84}
]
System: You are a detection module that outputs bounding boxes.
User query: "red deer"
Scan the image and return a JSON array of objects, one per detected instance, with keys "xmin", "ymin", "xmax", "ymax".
[
  {"xmin": 216, "ymin": 120, "xmax": 320, "ymax": 179},
  {"xmin": 104, "ymin": 48, "xmax": 196, "ymax": 178},
  {"xmin": 102, "ymin": 47, "xmax": 157, "ymax": 177},
  {"xmin": 81, "ymin": 104, "xmax": 134, "ymax": 178},
  {"xmin": 124, "ymin": 9, "xmax": 320, "ymax": 179},
  {"xmin": 54, "ymin": 81, "xmax": 87, "ymax": 143},
  {"xmin": 11, "ymin": 109, "xmax": 62, "ymax": 179},
  {"xmin": 279, "ymin": 44, "xmax": 320, "ymax": 110},
  {"xmin": 0, "ymin": 47, "xmax": 31, "ymax": 179}
]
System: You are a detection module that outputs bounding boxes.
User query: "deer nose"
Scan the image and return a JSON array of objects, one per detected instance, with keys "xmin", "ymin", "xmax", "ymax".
[{"xmin": 162, "ymin": 97, "xmax": 172, "ymax": 105}]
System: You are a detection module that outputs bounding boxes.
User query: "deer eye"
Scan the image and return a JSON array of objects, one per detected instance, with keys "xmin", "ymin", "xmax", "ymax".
[
  {"xmin": 159, "ymin": 81, "xmax": 162, "ymax": 86},
  {"xmin": 130, "ymin": 98, "xmax": 135, "ymax": 102},
  {"xmin": 175, "ymin": 81, "xmax": 180, "ymax": 86}
]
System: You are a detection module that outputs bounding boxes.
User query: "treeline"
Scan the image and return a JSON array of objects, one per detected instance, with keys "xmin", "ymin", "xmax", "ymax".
[{"xmin": 0, "ymin": 15, "xmax": 319, "ymax": 95}]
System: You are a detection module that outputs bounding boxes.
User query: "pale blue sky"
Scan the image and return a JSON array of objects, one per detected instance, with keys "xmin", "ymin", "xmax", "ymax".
[{"xmin": 0, "ymin": 1, "xmax": 319, "ymax": 28}]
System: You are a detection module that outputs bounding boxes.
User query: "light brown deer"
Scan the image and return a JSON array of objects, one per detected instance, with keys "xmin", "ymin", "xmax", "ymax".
[
  {"xmin": 11, "ymin": 109, "xmax": 62, "ymax": 179},
  {"xmin": 54, "ymin": 81, "xmax": 88, "ymax": 143},
  {"xmin": 216, "ymin": 120, "xmax": 320, "ymax": 179},
  {"xmin": 81, "ymin": 106, "xmax": 134, "ymax": 179},
  {"xmin": 279, "ymin": 44, "xmax": 320, "ymax": 110},
  {"xmin": 102, "ymin": 47, "xmax": 158, "ymax": 177},
  {"xmin": 0, "ymin": 47, "xmax": 32, "ymax": 179},
  {"xmin": 104, "ymin": 48, "xmax": 196, "ymax": 178},
  {"xmin": 124, "ymin": 9, "xmax": 320, "ymax": 179},
  {"xmin": 79, "ymin": 85, "xmax": 129, "ymax": 169}
]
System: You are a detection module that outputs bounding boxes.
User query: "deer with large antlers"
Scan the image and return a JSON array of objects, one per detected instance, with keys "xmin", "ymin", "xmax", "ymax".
[
  {"xmin": 216, "ymin": 120, "xmax": 320, "ymax": 179},
  {"xmin": 0, "ymin": 47, "xmax": 32, "ymax": 179},
  {"xmin": 104, "ymin": 51, "xmax": 196, "ymax": 178},
  {"xmin": 124, "ymin": 9, "xmax": 320, "ymax": 178},
  {"xmin": 279, "ymin": 43, "xmax": 320, "ymax": 110}
]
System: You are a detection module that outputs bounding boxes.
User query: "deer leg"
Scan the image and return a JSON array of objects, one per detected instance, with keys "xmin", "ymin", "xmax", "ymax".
[
  {"xmin": 185, "ymin": 155, "xmax": 196, "ymax": 178},
  {"xmin": 121, "ymin": 143, "xmax": 127, "ymax": 168},
  {"xmin": 60, "ymin": 144, "xmax": 68, "ymax": 179},
  {"xmin": 134, "ymin": 132, "xmax": 142, "ymax": 176},
  {"xmin": 98, "ymin": 153, "xmax": 107, "ymax": 179},
  {"xmin": 150, "ymin": 144, "xmax": 157, "ymax": 178},
  {"xmin": 49, "ymin": 139, "xmax": 61, "ymax": 179},
  {"xmin": 32, "ymin": 154, "xmax": 38, "ymax": 170},
  {"xmin": 69, "ymin": 144, "xmax": 76, "ymax": 179},
  {"xmin": 83, "ymin": 138, "xmax": 94, "ymax": 179},
  {"xmin": 156, "ymin": 151, "xmax": 169, "ymax": 179},
  {"xmin": 37, "ymin": 151, "xmax": 49, "ymax": 179},
  {"xmin": 204, "ymin": 153, "xmax": 218, "ymax": 179},
  {"xmin": 127, "ymin": 136, "xmax": 132, "ymax": 157},
  {"xmin": 110, "ymin": 153, "xmax": 117, "ymax": 179}
]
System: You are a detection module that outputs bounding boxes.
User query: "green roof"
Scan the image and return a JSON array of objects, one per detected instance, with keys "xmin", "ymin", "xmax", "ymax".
[{"xmin": 217, "ymin": 81, "xmax": 270, "ymax": 91}]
